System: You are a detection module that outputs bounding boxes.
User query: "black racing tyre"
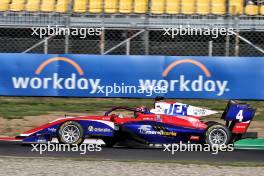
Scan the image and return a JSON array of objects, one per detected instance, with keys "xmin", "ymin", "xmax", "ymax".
[
  {"xmin": 58, "ymin": 121, "xmax": 84, "ymax": 145},
  {"xmin": 204, "ymin": 122, "xmax": 232, "ymax": 148}
]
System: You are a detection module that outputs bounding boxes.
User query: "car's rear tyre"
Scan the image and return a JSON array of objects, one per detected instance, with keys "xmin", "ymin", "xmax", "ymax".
[
  {"xmin": 204, "ymin": 122, "xmax": 232, "ymax": 148},
  {"xmin": 58, "ymin": 121, "xmax": 84, "ymax": 145}
]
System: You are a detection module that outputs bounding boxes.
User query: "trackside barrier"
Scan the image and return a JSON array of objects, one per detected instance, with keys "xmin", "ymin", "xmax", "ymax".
[{"xmin": 0, "ymin": 53, "xmax": 264, "ymax": 99}]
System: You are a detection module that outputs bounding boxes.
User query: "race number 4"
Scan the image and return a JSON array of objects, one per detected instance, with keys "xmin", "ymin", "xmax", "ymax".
[{"xmin": 236, "ymin": 110, "xmax": 244, "ymax": 122}]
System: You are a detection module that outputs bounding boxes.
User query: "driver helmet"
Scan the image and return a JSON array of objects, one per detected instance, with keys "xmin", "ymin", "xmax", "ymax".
[{"xmin": 136, "ymin": 106, "xmax": 149, "ymax": 114}]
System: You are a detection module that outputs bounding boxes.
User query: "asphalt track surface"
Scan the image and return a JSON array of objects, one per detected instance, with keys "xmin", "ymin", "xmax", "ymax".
[{"xmin": 0, "ymin": 141, "xmax": 264, "ymax": 163}]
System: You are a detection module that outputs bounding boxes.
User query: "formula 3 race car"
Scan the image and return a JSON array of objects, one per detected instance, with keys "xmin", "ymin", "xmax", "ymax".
[{"xmin": 16, "ymin": 98, "xmax": 257, "ymax": 148}]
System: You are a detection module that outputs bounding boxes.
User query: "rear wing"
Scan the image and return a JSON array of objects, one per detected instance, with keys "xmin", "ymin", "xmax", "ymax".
[
  {"xmin": 222, "ymin": 100, "xmax": 256, "ymax": 134},
  {"xmin": 222, "ymin": 100, "xmax": 256, "ymax": 122}
]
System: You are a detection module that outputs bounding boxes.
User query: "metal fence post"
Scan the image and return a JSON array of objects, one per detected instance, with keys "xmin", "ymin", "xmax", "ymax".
[
  {"xmin": 65, "ymin": 32, "xmax": 69, "ymax": 54},
  {"xmin": 64, "ymin": 2, "xmax": 72, "ymax": 54},
  {"xmin": 208, "ymin": 41, "xmax": 213, "ymax": 56},
  {"xmin": 126, "ymin": 39, "xmax": 130, "ymax": 55},
  {"xmin": 100, "ymin": 28, "xmax": 105, "ymax": 55},
  {"xmin": 235, "ymin": 31, "xmax": 240, "ymax": 57},
  {"xmin": 44, "ymin": 37, "xmax": 48, "ymax": 54},
  {"xmin": 234, "ymin": 17, "xmax": 240, "ymax": 57},
  {"xmin": 225, "ymin": 3, "xmax": 231, "ymax": 57},
  {"xmin": 225, "ymin": 31, "xmax": 230, "ymax": 56},
  {"xmin": 144, "ymin": 30, "xmax": 149, "ymax": 55}
]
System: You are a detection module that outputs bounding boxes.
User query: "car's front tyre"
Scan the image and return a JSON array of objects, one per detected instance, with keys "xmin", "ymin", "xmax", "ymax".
[{"xmin": 58, "ymin": 121, "xmax": 84, "ymax": 145}]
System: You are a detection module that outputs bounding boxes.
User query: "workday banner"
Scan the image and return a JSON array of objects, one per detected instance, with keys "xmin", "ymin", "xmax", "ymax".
[{"xmin": 0, "ymin": 53, "xmax": 263, "ymax": 99}]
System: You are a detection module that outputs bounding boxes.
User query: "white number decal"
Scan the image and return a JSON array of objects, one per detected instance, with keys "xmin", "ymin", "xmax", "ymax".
[{"xmin": 236, "ymin": 110, "xmax": 244, "ymax": 122}]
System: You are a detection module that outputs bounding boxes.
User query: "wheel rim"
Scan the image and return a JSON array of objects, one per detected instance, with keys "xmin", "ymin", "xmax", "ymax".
[
  {"xmin": 209, "ymin": 128, "xmax": 227, "ymax": 145},
  {"xmin": 61, "ymin": 124, "xmax": 81, "ymax": 144}
]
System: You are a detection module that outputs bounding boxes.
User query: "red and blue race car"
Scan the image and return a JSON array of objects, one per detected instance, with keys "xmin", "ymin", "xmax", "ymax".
[{"xmin": 17, "ymin": 98, "xmax": 257, "ymax": 147}]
